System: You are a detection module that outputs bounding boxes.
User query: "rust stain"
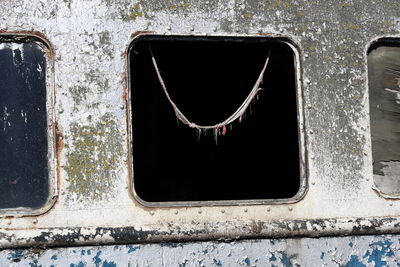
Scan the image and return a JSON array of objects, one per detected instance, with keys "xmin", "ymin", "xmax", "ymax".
[
  {"xmin": 0, "ymin": 31, "xmax": 55, "ymax": 56},
  {"xmin": 123, "ymin": 34, "xmax": 134, "ymax": 208},
  {"xmin": 9, "ymin": 178, "xmax": 20, "ymax": 185},
  {"xmin": 4, "ymin": 226, "xmax": 38, "ymax": 231},
  {"xmin": 121, "ymin": 86, "xmax": 128, "ymax": 101},
  {"xmin": 130, "ymin": 31, "xmax": 155, "ymax": 40},
  {"xmin": 251, "ymin": 220, "xmax": 264, "ymax": 234},
  {"xmin": 55, "ymin": 123, "xmax": 64, "ymax": 191},
  {"xmin": 372, "ymin": 186, "xmax": 400, "ymax": 200},
  {"xmin": 258, "ymin": 32, "xmax": 273, "ymax": 36}
]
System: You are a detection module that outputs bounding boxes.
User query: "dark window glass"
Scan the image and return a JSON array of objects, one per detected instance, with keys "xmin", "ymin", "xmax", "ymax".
[
  {"xmin": 129, "ymin": 35, "xmax": 300, "ymax": 203},
  {"xmin": 0, "ymin": 40, "xmax": 49, "ymax": 209},
  {"xmin": 368, "ymin": 40, "xmax": 400, "ymax": 196}
]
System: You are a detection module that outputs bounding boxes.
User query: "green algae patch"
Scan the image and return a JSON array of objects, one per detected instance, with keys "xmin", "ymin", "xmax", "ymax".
[
  {"xmin": 129, "ymin": 3, "xmax": 143, "ymax": 21},
  {"xmin": 64, "ymin": 114, "xmax": 123, "ymax": 200}
]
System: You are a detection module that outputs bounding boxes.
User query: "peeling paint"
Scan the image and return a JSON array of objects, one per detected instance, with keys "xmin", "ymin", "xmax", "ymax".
[
  {"xmin": 0, "ymin": 0, "xmax": 400, "ymax": 251},
  {"xmin": 1, "ymin": 235, "xmax": 400, "ymax": 266}
]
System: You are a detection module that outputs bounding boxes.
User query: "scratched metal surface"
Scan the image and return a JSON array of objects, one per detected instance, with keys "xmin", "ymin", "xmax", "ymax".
[
  {"xmin": 1, "ymin": 0, "xmax": 400, "ymax": 248},
  {"xmin": 1, "ymin": 235, "xmax": 400, "ymax": 266}
]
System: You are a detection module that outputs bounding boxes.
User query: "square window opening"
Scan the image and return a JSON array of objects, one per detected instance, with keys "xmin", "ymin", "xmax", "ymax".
[{"xmin": 129, "ymin": 35, "xmax": 303, "ymax": 205}]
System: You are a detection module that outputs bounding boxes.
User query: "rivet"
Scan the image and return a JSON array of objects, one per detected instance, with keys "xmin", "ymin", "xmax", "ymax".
[
  {"xmin": 267, "ymin": 207, "xmax": 271, "ymax": 212},
  {"xmin": 389, "ymin": 203, "xmax": 393, "ymax": 206},
  {"xmin": 310, "ymin": 155, "xmax": 315, "ymax": 160},
  {"xmin": 309, "ymin": 130, "xmax": 314, "ymax": 134},
  {"xmin": 288, "ymin": 207, "xmax": 293, "ymax": 211},
  {"xmin": 120, "ymin": 105, "xmax": 124, "ymax": 110},
  {"xmin": 307, "ymin": 104, "xmax": 312, "ymax": 109},
  {"xmin": 58, "ymin": 108, "xmax": 64, "ymax": 114},
  {"xmin": 6, "ymin": 219, "xmax": 11, "ymax": 225},
  {"xmin": 279, "ymin": 28, "xmax": 284, "ymax": 33},
  {"xmin": 244, "ymin": 208, "xmax": 248, "ymax": 213},
  {"xmin": 174, "ymin": 210, "xmax": 178, "ymax": 215},
  {"xmin": 221, "ymin": 210, "xmax": 225, "ymax": 213},
  {"xmin": 213, "ymin": 26, "xmax": 217, "ymax": 32},
  {"xmin": 305, "ymin": 79, "xmax": 311, "ymax": 84},
  {"xmin": 167, "ymin": 25, "xmax": 172, "ymax": 31},
  {"xmin": 198, "ymin": 210, "xmax": 202, "ymax": 214},
  {"xmin": 190, "ymin": 26, "xmax": 194, "ymax": 31},
  {"xmin": 304, "ymin": 54, "xmax": 309, "ymax": 58},
  {"xmin": 32, "ymin": 219, "xmax": 38, "ymax": 224},
  {"xmin": 311, "ymin": 181, "xmax": 315, "ymax": 185},
  {"xmin": 149, "ymin": 211, "xmax": 155, "ymax": 216}
]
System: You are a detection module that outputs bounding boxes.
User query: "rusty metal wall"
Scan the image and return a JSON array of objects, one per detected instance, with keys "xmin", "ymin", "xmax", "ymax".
[{"xmin": 1, "ymin": 0, "xmax": 400, "ymax": 251}]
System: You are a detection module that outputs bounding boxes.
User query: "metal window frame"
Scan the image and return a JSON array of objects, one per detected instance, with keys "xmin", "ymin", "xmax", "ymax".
[
  {"xmin": 0, "ymin": 32, "xmax": 57, "ymax": 217},
  {"xmin": 126, "ymin": 33, "xmax": 308, "ymax": 208},
  {"xmin": 366, "ymin": 36, "xmax": 400, "ymax": 199}
]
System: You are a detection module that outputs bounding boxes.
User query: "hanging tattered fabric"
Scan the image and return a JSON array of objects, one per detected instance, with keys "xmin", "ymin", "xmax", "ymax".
[{"xmin": 150, "ymin": 46, "xmax": 272, "ymax": 141}]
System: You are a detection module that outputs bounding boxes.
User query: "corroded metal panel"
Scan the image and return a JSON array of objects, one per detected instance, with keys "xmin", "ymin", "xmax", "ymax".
[{"xmin": 1, "ymin": 0, "xmax": 400, "ymax": 248}]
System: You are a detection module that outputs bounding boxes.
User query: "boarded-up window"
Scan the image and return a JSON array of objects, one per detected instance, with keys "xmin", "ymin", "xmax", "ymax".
[{"xmin": 0, "ymin": 37, "xmax": 50, "ymax": 209}]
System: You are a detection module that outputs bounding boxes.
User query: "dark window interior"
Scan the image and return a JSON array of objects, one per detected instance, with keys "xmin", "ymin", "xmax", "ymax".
[
  {"xmin": 130, "ymin": 35, "xmax": 300, "ymax": 203},
  {"xmin": 0, "ymin": 38, "xmax": 49, "ymax": 209},
  {"xmin": 368, "ymin": 39, "xmax": 400, "ymax": 195}
]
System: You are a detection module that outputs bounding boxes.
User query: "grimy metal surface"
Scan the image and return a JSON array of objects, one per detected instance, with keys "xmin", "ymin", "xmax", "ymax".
[{"xmin": 1, "ymin": 0, "xmax": 400, "ymax": 249}]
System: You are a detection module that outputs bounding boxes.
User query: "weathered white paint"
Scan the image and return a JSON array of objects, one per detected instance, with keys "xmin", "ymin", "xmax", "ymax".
[{"xmin": 0, "ymin": 0, "xmax": 399, "ymax": 248}]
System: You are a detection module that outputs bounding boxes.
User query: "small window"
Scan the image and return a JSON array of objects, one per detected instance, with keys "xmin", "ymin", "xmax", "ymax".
[
  {"xmin": 368, "ymin": 39, "xmax": 400, "ymax": 197},
  {"xmin": 0, "ymin": 35, "xmax": 53, "ymax": 211},
  {"xmin": 129, "ymin": 35, "xmax": 303, "ymax": 205}
]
